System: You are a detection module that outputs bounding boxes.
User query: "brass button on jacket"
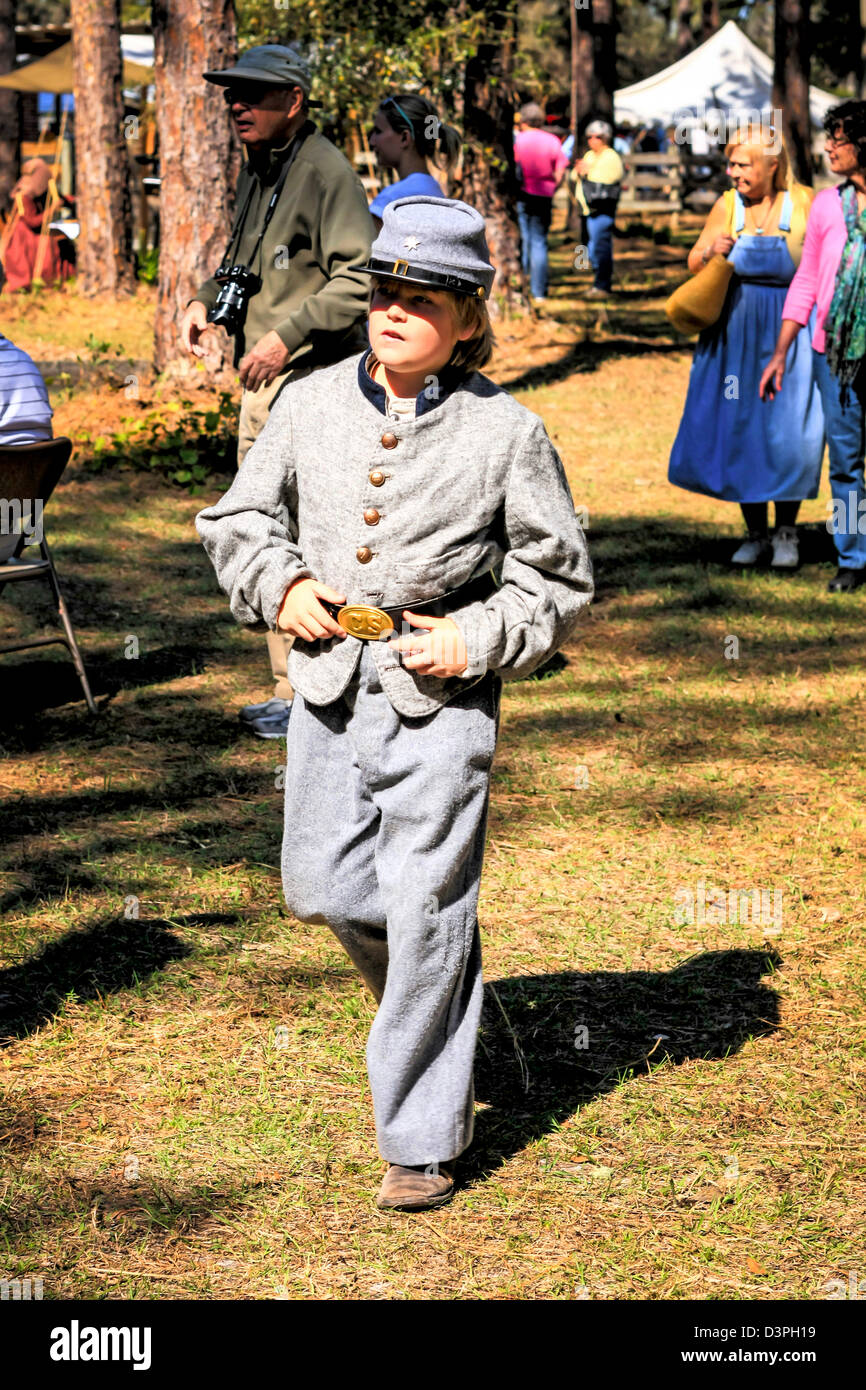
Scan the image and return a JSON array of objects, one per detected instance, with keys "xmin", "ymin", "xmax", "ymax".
[
  {"xmin": 381, "ymin": 431, "xmax": 398, "ymax": 449},
  {"xmin": 363, "ymin": 508, "xmax": 381, "ymax": 526},
  {"xmin": 356, "ymin": 546, "xmax": 372, "ymax": 563},
  {"xmin": 369, "ymin": 469, "xmax": 386, "ymax": 486}
]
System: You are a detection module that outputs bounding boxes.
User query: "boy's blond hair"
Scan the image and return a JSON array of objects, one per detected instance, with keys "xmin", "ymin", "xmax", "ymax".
[{"xmin": 370, "ymin": 275, "xmax": 495, "ymax": 374}]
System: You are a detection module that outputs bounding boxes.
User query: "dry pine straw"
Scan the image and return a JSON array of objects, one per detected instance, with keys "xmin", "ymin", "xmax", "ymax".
[{"xmin": 0, "ymin": 234, "xmax": 864, "ymax": 1300}]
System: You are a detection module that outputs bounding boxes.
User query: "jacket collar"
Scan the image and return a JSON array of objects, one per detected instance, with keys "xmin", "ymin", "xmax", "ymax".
[
  {"xmin": 247, "ymin": 120, "xmax": 316, "ymax": 182},
  {"xmin": 357, "ymin": 351, "xmax": 466, "ymax": 418}
]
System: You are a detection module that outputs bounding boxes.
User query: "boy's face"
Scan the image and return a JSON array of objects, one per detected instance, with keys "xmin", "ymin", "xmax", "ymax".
[{"xmin": 369, "ymin": 279, "xmax": 474, "ymax": 378}]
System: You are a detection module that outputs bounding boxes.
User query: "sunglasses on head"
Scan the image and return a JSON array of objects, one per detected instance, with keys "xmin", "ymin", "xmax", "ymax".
[{"xmin": 381, "ymin": 96, "xmax": 415, "ymax": 136}]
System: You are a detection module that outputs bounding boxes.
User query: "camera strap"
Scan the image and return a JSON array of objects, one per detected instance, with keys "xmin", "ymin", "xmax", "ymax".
[{"xmin": 224, "ymin": 124, "xmax": 311, "ymax": 273}]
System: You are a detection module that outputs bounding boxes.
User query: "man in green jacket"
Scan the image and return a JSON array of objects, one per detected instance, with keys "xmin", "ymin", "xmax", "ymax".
[{"xmin": 181, "ymin": 45, "xmax": 373, "ymax": 738}]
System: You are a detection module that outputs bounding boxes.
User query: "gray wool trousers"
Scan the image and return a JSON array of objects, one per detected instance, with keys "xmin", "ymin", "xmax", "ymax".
[{"xmin": 280, "ymin": 642, "xmax": 501, "ymax": 1166}]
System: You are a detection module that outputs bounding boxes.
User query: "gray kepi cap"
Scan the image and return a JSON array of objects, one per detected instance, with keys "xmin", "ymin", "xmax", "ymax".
[
  {"xmin": 203, "ymin": 44, "xmax": 322, "ymax": 106},
  {"xmin": 361, "ymin": 195, "xmax": 495, "ymax": 300}
]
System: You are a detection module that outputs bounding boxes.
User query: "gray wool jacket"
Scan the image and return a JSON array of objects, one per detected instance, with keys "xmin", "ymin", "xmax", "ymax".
[{"xmin": 195, "ymin": 352, "xmax": 593, "ymax": 718}]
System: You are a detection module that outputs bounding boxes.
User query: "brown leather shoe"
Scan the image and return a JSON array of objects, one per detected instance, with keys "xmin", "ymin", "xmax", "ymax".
[{"xmin": 375, "ymin": 1162, "xmax": 455, "ymax": 1212}]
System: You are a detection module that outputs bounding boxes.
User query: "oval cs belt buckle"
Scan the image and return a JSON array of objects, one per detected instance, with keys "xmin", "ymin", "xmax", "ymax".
[{"xmin": 336, "ymin": 604, "xmax": 395, "ymax": 640}]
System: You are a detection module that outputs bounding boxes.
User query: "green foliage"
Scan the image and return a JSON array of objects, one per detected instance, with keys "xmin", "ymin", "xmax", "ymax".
[
  {"xmin": 137, "ymin": 247, "xmax": 159, "ymax": 285},
  {"xmin": 84, "ymin": 332, "xmax": 114, "ymax": 356},
  {"xmin": 15, "ymin": 0, "xmax": 70, "ymax": 22},
  {"xmin": 810, "ymin": 0, "xmax": 863, "ymax": 94},
  {"xmin": 79, "ymin": 391, "xmax": 238, "ymax": 494},
  {"xmin": 236, "ymin": 0, "xmax": 486, "ymax": 137}
]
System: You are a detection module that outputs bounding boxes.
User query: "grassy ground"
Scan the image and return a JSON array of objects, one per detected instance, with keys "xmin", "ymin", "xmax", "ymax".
[{"xmin": 0, "ymin": 216, "xmax": 863, "ymax": 1301}]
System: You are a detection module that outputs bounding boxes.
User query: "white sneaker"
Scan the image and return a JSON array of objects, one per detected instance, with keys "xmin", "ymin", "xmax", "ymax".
[
  {"xmin": 731, "ymin": 532, "xmax": 770, "ymax": 566},
  {"xmin": 771, "ymin": 525, "xmax": 799, "ymax": 569}
]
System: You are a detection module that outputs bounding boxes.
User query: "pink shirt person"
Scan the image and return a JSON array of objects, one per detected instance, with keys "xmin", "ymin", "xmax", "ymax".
[
  {"xmin": 781, "ymin": 186, "xmax": 848, "ymax": 354},
  {"xmin": 514, "ymin": 128, "xmax": 568, "ymax": 198}
]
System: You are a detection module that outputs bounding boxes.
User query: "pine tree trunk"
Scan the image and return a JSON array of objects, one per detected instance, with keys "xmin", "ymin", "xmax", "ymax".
[
  {"xmin": 460, "ymin": 25, "xmax": 525, "ymax": 310},
  {"xmin": 569, "ymin": 1, "xmax": 615, "ymax": 131},
  {"xmin": 0, "ymin": 0, "xmax": 17, "ymax": 211},
  {"xmin": 69, "ymin": 0, "xmax": 136, "ymax": 295},
  {"xmin": 567, "ymin": 1, "xmax": 616, "ymax": 233},
  {"xmin": 151, "ymin": 0, "xmax": 238, "ymax": 376},
  {"xmin": 676, "ymin": 0, "xmax": 695, "ymax": 55},
  {"xmin": 590, "ymin": 0, "xmax": 617, "ymax": 121},
  {"xmin": 568, "ymin": 0, "xmax": 581, "ymax": 233},
  {"xmin": 772, "ymin": 0, "xmax": 813, "ymax": 187},
  {"xmin": 572, "ymin": 2, "xmax": 594, "ymax": 129}
]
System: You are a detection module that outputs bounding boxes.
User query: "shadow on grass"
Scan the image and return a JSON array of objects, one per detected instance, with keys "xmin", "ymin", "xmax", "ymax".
[
  {"xmin": 465, "ymin": 948, "xmax": 780, "ymax": 1186},
  {"xmin": 590, "ymin": 518, "xmax": 843, "ymax": 597},
  {"xmin": 0, "ymin": 914, "xmax": 240, "ymax": 1044},
  {"xmin": 0, "ymin": 643, "xmax": 231, "ymax": 721},
  {"xmin": 499, "ymin": 336, "xmax": 685, "ymax": 393}
]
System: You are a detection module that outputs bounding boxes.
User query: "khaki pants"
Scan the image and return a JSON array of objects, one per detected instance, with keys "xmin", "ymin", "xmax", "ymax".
[{"xmin": 237, "ymin": 364, "xmax": 314, "ymax": 702}]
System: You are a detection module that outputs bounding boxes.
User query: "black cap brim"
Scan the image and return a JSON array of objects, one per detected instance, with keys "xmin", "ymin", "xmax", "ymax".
[{"xmin": 361, "ymin": 259, "xmax": 488, "ymax": 298}]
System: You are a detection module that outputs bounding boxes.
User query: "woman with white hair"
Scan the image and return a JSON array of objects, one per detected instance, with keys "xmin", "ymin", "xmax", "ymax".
[
  {"xmin": 574, "ymin": 120, "xmax": 623, "ymax": 297},
  {"xmin": 668, "ymin": 126, "xmax": 823, "ymax": 570}
]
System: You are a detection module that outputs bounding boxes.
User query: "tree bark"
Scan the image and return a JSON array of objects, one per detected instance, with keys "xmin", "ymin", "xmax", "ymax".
[
  {"xmin": 151, "ymin": 0, "xmax": 238, "ymax": 375},
  {"xmin": 676, "ymin": 0, "xmax": 695, "ymax": 55},
  {"xmin": 459, "ymin": 23, "xmax": 525, "ymax": 310},
  {"xmin": 570, "ymin": 0, "xmax": 616, "ymax": 130},
  {"xmin": 568, "ymin": 0, "xmax": 581, "ymax": 232},
  {"xmin": 567, "ymin": 0, "xmax": 616, "ymax": 233},
  {"xmin": 69, "ymin": 0, "xmax": 136, "ymax": 295},
  {"xmin": 0, "ymin": 0, "xmax": 17, "ymax": 211},
  {"xmin": 590, "ymin": 0, "xmax": 617, "ymax": 121},
  {"xmin": 575, "ymin": 14, "xmax": 594, "ymax": 129},
  {"xmin": 701, "ymin": 0, "xmax": 720, "ymax": 41},
  {"xmin": 772, "ymin": 0, "xmax": 813, "ymax": 187}
]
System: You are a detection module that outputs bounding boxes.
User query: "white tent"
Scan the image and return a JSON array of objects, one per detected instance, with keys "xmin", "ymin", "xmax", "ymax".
[
  {"xmin": 615, "ymin": 20, "xmax": 838, "ymax": 132},
  {"xmin": 120, "ymin": 35, "xmax": 154, "ymax": 70}
]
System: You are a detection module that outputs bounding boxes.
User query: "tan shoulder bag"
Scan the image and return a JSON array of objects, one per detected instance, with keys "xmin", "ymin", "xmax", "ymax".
[{"xmin": 665, "ymin": 191, "xmax": 738, "ymax": 336}]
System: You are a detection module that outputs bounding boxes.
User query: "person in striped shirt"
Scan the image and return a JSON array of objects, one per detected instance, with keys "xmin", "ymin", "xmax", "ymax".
[{"xmin": 0, "ymin": 333, "xmax": 53, "ymax": 445}]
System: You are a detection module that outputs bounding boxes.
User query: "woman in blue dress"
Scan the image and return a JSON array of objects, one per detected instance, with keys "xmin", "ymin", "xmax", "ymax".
[
  {"xmin": 368, "ymin": 94, "xmax": 460, "ymax": 233},
  {"xmin": 669, "ymin": 126, "xmax": 824, "ymax": 569}
]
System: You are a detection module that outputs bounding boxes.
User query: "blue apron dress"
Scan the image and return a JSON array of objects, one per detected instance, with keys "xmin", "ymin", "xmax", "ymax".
[{"xmin": 669, "ymin": 190, "xmax": 825, "ymax": 502}]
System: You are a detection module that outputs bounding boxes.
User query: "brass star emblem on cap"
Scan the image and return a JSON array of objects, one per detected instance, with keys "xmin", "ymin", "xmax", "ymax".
[{"xmin": 403, "ymin": 235, "xmax": 421, "ymax": 250}]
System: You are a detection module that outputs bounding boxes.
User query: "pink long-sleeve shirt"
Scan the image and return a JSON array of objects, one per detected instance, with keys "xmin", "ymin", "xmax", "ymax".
[
  {"xmin": 514, "ymin": 129, "xmax": 568, "ymax": 198},
  {"xmin": 781, "ymin": 185, "xmax": 847, "ymax": 354}
]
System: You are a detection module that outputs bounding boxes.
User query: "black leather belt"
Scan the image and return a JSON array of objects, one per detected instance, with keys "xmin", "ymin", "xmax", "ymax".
[{"xmin": 320, "ymin": 569, "xmax": 499, "ymax": 641}]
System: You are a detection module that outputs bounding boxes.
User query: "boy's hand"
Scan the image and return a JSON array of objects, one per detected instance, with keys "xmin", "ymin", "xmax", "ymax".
[
  {"xmin": 276, "ymin": 577, "xmax": 348, "ymax": 643},
  {"xmin": 387, "ymin": 612, "xmax": 468, "ymax": 677}
]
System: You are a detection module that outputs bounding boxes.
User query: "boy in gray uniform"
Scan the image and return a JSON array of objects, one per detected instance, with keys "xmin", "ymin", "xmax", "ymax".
[{"xmin": 196, "ymin": 197, "xmax": 593, "ymax": 1211}]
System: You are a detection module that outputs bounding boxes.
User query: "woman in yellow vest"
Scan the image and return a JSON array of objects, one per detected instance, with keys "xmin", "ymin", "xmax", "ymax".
[
  {"xmin": 669, "ymin": 125, "xmax": 823, "ymax": 570},
  {"xmin": 573, "ymin": 120, "xmax": 624, "ymax": 297}
]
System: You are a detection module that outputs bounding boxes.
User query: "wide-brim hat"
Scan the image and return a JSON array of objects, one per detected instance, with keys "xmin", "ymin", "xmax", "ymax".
[
  {"xmin": 204, "ymin": 45, "xmax": 322, "ymax": 107},
  {"xmin": 360, "ymin": 195, "xmax": 495, "ymax": 299}
]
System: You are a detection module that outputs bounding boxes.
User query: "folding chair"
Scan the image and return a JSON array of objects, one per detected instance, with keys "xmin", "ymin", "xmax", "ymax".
[{"xmin": 0, "ymin": 437, "xmax": 97, "ymax": 714}]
